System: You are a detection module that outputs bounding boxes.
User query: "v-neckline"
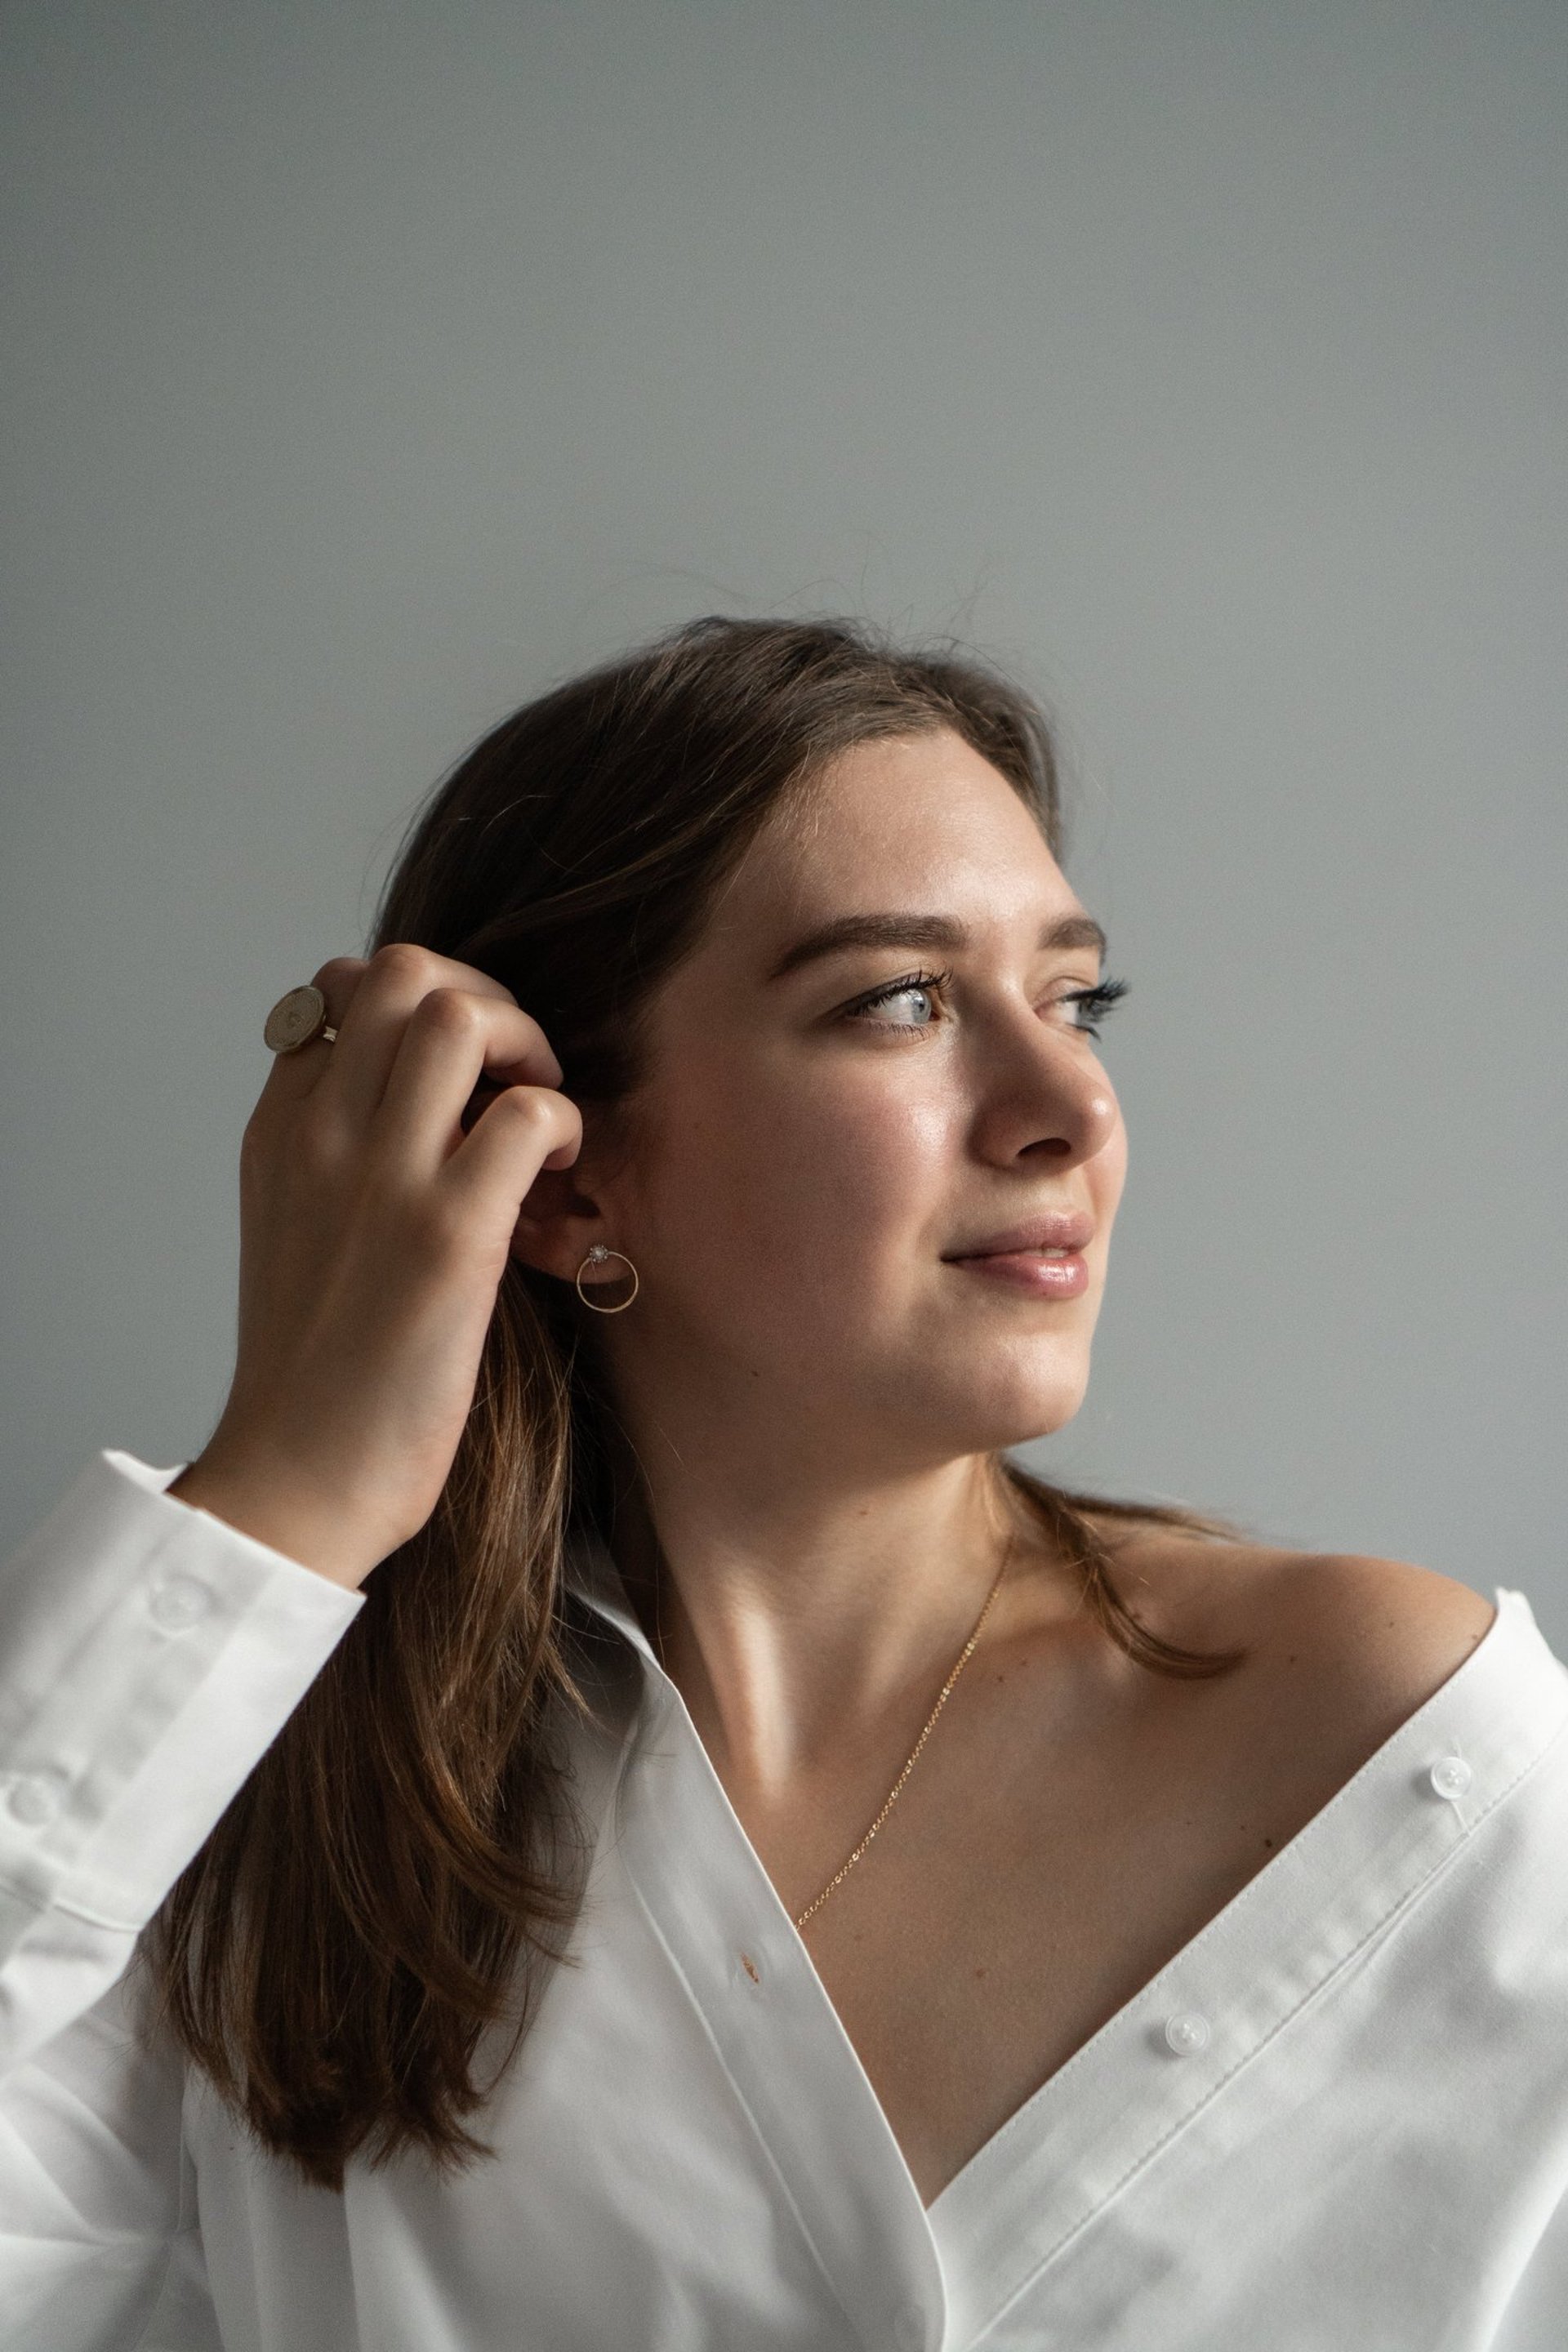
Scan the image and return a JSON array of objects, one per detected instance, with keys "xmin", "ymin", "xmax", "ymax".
[{"xmin": 566, "ymin": 1531, "xmax": 1568, "ymax": 2348}]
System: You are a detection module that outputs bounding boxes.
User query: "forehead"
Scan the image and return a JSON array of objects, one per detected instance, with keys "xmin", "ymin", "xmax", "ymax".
[{"xmin": 712, "ymin": 727, "xmax": 1073, "ymax": 940}]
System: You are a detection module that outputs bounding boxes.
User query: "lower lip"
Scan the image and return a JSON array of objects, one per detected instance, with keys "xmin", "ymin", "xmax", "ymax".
[{"xmin": 946, "ymin": 1250, "xmax": 1089, "ymax": 1298}]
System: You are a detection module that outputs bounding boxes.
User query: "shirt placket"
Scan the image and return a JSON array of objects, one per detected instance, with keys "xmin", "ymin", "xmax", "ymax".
[
  {"xmin": 564, "ymin": 1529, "xmax": 949, "ymax": 2352},
  {"xmin": 615, "ymin": 1674, "xmax": 950, "ymax": 2352}
]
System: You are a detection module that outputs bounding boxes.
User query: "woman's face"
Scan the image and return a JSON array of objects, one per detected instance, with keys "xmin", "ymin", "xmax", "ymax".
[{"xmin": 582, "ymin": 726, "xmax": 1127, "ymax": 1471}]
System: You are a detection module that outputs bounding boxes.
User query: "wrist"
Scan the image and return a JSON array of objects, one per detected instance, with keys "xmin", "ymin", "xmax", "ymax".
[{"xmin": 167, "ymin": 1455, "xmax": 389, "ymax": 1592}]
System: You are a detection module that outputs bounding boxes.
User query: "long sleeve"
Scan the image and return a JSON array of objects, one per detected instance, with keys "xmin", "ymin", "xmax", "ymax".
[{"xmin": 0, "ymin": 1449, "xmax": 363, "ymax": 2349}]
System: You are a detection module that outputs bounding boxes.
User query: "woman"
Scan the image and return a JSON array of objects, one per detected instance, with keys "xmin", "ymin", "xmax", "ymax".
[{"xmin": 1, "ymin": 616, "xmax": 1564, "ymax": 2351}]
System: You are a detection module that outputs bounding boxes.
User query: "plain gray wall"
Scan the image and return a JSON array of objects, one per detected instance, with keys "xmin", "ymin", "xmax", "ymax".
[{"xmin": 4, "ymin": 2, "xmax": 1564, "ymax": 1637}]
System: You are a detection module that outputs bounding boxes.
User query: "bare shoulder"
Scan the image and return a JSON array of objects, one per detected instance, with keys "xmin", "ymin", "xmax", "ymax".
[
  {"xmin": 1258, "ymin": 1548, "xmax": 1497, "ymax": 1710},
  {"xmin": 1084, "ymin": 1511, "xmax": 1496, "ymax": 1728}
]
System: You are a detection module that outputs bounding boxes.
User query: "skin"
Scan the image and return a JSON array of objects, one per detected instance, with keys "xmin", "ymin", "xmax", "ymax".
[{"xmin": 177, "ymin": 724, "xmax": 1495, "ymax": 2206}]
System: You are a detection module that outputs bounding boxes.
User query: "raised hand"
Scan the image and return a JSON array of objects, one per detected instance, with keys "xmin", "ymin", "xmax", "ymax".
[{"xmin": 169, "ymin": 944, "xmax": 582, "ymax": 1588}]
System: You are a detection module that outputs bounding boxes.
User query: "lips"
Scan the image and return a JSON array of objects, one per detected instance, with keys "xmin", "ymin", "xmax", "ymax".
[{"xmin": 942, "ymin": 1210, "xmax": 1095, "ymax": 1259}]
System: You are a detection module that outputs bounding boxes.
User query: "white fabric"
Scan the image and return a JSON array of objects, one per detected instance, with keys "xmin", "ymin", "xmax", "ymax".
[{"xmin": 2, "ymin": 1450, "xmax": 1567, "ymax": 2350}]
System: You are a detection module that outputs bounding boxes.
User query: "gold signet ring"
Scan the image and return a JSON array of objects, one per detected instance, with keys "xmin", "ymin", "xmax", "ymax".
[{"xmin": 263, "ymin": 984, "xmax": 340, "ymax": 1054}]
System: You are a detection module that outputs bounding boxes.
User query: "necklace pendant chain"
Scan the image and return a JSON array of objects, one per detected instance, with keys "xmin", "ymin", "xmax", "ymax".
[{"xmin": 791, "ymin": 1538, "xmax": 1013, "ymax": 1931}]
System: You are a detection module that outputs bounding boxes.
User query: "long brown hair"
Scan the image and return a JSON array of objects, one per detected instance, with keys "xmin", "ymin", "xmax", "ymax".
[{"xmin": 149, "ymin": 616, "xmax": 1247, "ymax": 2189}]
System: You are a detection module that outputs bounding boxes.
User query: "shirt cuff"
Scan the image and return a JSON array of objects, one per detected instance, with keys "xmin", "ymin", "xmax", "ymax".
[{"xmin": 0, "ymin": 1448, "xmax": 363, "ymax": 1940}]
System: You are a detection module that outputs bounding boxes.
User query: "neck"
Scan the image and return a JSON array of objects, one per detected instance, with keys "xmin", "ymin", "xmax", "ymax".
[{"xmin": 600, "ymin": 1410, "xmax": 1037, "ymax": 1803}]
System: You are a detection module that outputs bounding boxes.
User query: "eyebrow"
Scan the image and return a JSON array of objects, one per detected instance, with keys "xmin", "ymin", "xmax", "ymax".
[{"xmin": 764, "ymin": 909, "xmax": 1108, "ymax": 983}]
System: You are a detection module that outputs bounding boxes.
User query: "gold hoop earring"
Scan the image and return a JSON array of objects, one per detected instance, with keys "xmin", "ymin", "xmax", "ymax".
[{"xmin": 574, "ymin": 1244, "xmax": 639, "ymax": 1313}]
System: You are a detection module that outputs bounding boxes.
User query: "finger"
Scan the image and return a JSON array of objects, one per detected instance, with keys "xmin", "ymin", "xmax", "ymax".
[
  {"xmin": 317, "ymin": 942, "xmax": 546, "ymax": 1125},
  {"xmin": 436, "ymin": 1082, "xmax": 583, "ymax": 1230},
  {"xmin": 256, "ymin": 957, "xmax": 370, "ymax": 1106},
  {"xmin": 374, "ymin": 989, "xmax": 570, "ymax": 1178}
]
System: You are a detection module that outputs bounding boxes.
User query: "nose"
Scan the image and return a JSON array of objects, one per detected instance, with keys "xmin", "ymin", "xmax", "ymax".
[{"xmin": 969, "ymin": 1014, "xmax": 1120, "ymax": 1171}]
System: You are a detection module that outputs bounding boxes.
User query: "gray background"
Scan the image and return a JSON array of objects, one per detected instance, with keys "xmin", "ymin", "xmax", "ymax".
[{"xmin": 4, "ymin": 2, "xmax": 1563, "ymax": 1635}]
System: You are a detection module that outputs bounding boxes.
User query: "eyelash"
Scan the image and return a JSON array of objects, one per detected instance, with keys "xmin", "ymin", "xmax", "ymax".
[{"xmin": 843, "ymin": 968, "xmax": 1130, "ymax": 1038}]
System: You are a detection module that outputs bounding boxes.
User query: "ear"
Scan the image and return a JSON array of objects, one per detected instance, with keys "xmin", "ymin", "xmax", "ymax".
[{"xmin": 506, "ymin": 1158, "xmax": 608, "ymax": 1284}]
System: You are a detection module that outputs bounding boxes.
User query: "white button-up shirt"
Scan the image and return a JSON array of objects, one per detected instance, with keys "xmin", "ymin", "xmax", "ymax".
[{"xmin": 3, "ymin": 1449, "xmax": 1568, "ymax": 2350}]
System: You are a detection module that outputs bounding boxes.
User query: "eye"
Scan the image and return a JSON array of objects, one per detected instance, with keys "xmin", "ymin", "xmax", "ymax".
[
  {"xmin": 840, "ymin": 967, "xmax": 953, "ymax": 1031},
  {"xmin": 1055, "ymin": 976, "xmax": 1130, "ymax": 1039}
]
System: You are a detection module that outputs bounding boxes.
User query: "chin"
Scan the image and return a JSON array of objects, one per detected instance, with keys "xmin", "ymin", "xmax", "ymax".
[
  {"xmin": 921, "ymin": 1370, "xmax": 1091, "ymax": 1459},
  {"xmin": 994, "ymin": 1395, "xmax": 1088, "ymax": 1450}
]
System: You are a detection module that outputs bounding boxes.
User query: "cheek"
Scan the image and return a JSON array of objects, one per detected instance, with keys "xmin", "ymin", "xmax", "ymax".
[{"xmin": 639, "ymin": 1059, "xmax": 951, "ymax": 1280}]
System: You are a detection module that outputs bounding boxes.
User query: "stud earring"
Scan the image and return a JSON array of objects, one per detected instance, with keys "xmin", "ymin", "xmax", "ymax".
[{"xmin": 574, "ymin": 1244, "xmax": 639, "ymax": 1313}]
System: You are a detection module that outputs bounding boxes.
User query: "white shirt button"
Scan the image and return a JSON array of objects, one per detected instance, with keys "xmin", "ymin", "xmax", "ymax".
[
  {"xmin": 7, "ymin": 1775, "xmax": 64, "ymax": 1828},
  {"xmin": 1165, "ymin": 2010, "xmax": 1211, "ymax": 2056},
  {"xmin": 149, "ymin": 1575, "xmax": 212, "ymax": 1630},
  {"xmin": 1429, "ymin": 1754, "xmax": 1472, "ymax": 1802}
]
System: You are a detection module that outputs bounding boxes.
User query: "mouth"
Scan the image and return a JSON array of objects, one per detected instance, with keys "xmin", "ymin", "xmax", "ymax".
[
  {"xmin": 939, "ymin": 1212, "xmax": 1094, "ymax": 1300},
  {"xmin": 940, "ymin": 1211, "xmax": 1095, "ymax": 1261}
]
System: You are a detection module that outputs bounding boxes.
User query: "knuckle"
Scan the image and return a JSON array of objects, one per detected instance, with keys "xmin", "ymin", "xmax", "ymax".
[
  {"xmin": 412, "ymin": 985, "xmax": 484, "ymax": 1040},
  {"xmin": 497, "ymin": 1085, "xmax": 561, "ymax": 1138},
  {"xmin": 312, "ymin": 953, "xmax": 368, "ymax": 991},
  {"xmin": 371, "ymin": 940, "xmax": 433, "ymax": 986},
  {"xmin": 498, "ymin": 1081, "xmax": 548, "ymax": 1119}
]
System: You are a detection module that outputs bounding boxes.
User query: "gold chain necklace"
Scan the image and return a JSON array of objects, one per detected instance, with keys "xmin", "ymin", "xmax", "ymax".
[
  {"xmin": 793, "ymin": 1536, "xmax": 1013, "ymax": 1931},
  {"xmin": 652, "ymin": 1539, "xmax": 1014, "ymax": 1931}
]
